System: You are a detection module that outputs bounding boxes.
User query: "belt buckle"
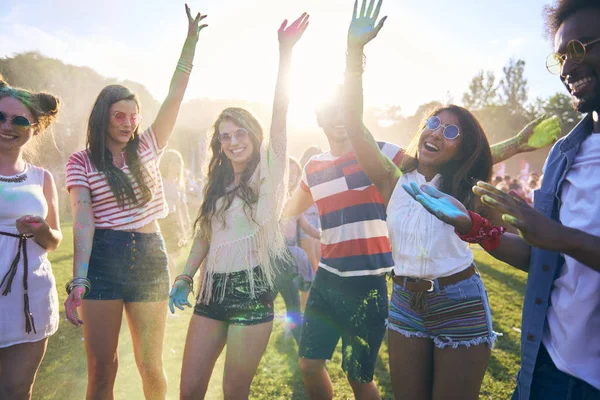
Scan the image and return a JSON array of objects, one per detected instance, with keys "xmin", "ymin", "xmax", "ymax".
[{"xmin": 423, "ymin": 279, "xmax": 435, "ymax": 292}]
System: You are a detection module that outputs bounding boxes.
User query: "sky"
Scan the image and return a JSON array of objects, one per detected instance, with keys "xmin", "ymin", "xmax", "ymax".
[{"xmin": 0, "ymin": 0, "xmax": 567, "ymax": 128}]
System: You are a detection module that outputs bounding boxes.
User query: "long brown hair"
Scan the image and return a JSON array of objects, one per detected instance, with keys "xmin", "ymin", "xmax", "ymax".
[
  {"xmin": 194, "ymin": 108, "xmax": 264, "ymax": 240},
  {"xmin": 86, "ymin": 85, "xmax": 152, "ymax": 208},
  {"xmin": 400, "ymin": 105, "xmax": 493, "ymax": 211}
]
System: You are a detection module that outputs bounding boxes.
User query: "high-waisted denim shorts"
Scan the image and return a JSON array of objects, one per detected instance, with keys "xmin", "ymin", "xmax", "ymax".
[{"xmin": 86, "ymin": 229, "xmax": 170, "ymax": 302}]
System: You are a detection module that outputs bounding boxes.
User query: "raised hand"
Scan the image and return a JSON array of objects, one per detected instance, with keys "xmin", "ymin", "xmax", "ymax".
[
  {"xmin": 169, "ymin": 279, "xmax": 192, "ymax": 314},
  {"xmin": 348, "ymin": 0, "xmax": 387, "ymax": 49},
  {"xmin": 403, "ymin": 182, "xmax": 473, "ymax": 233},
  {"xmin": 516, "ymin": 115, "xmax": 561, "ymax": 152},
  {"xmin": 64, "ymin": 286, "xmax": 85, "ymax": 327},
  {"xmin": 473, "ymin": 181, "xmax": 564, "ymax": 249},
  {"xmin": 185, "ymin": 3, "xmax": 208, "ymax": 41},
  {"xmin": 278, "ymin": 13, "xmax": 310, "ymax": 52}
]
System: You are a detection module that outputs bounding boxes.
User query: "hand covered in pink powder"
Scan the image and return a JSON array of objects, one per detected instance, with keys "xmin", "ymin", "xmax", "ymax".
[
  {"xmin": 64, "ymin": 286, "xmax": 86, "ymax": 327},
  {"xmin": 16, "ymin": 215, "xmax": 48, "ymax": 236},
  {"xmin": 278, "ymin": 13, "xmax": 310, "ymax": 52}
]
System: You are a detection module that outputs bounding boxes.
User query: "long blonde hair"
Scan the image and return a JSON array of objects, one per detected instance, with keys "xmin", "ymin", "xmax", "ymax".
[
  {"xmin": 160, "ymin": 149, "xmax": 186, "ymax": 192},
  {"xmin": 194, "ymin": 108, "xmax": 264, "ymax": 240}
]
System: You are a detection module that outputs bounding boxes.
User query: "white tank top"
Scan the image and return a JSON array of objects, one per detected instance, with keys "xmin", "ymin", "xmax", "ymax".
[
  {"xmin": 0, "ymin": 164, "xmax": 48, "ymax": 232},
  {"xmin": 386, "ymin": 169, "xmax": 473, "ymax": 279}
]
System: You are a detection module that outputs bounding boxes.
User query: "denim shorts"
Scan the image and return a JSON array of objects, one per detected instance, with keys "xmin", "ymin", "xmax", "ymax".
[
  {"xmin": 86, "ymin": 229, "xmax": 170, "ymax": 302},
  {"xmin": 194, "ymin": 266, "xmax": 274, "ymax": 326},
  {"xmin": 299, "ymin": 268, "xmax": 389, "ymax": 383},
  {"xmin": 388, "ymin": 271, "xmax": 496, "ymax": 349}
]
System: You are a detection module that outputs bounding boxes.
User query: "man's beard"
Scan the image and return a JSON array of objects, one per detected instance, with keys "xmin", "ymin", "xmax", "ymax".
[{"xmin": 574, "ymin": 92, "xmax": 600, "ymax": 114}]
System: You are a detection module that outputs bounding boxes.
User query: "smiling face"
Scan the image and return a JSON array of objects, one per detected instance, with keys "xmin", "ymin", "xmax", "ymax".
[
  {"xmin": 0, "ymin": 96, "xmax": 37, "ymax": 152},
  {"xmin": 106, "ymin": 99, "xmax": 139, "ymax": 149},
  {"xmin": 218, "ymin": 119, "xmax": 255, "ymax": 171},
  {"xmin": 555, "ymin": 8, "xmax": 600, "ymax": 113},
  {"xmin": 416, "ymin": 110, "xmax": 463, "ymax": 177}
]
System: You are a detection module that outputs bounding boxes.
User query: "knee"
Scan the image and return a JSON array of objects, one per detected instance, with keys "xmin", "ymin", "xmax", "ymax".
[
  {"xmin": 223, "ymin": 379, "xmax": 250, "ymax": 400},
  {"xmin": 88, "ymin": 355, "xmax": 119, "ymax": 382},
  {"xmin": 298, "ymin": 358, "xmax": 325, "ymax": 377}
]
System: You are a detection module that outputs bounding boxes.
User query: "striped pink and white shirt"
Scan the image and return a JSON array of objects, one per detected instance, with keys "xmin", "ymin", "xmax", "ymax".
[{"xmin": 66, "ymin": 127, "xmax": 168, "ymax": 231}]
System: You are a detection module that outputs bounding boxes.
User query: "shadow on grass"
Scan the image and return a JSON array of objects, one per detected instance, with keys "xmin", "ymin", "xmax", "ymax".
[
  {"xmin": 273, "ymin": 330, "xmax": 308, "ymax": 400},
  {"xmin": 477, "ymin": 261, "xmax": 527, "ymax": 297}
]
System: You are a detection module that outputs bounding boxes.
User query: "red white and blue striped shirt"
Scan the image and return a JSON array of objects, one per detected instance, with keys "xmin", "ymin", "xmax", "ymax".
[{"xmin": 300, "ymin": 142, "xmax": 404, "ymax": 277}]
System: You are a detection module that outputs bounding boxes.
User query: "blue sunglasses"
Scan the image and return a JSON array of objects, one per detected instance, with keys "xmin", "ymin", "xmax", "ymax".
[{"xmin": 425, "ymin": 116, "xmax": 460, "ymax": 140}]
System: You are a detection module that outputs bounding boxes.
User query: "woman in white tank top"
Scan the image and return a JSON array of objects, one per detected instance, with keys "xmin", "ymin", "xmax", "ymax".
[{"xmin": 0, "ymin": 78, "xmax": 62, "ymax": 399}]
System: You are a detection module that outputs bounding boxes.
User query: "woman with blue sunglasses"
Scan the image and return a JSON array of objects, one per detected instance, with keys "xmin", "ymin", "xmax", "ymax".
[
  {"xmin": 341, "ymin": 1, "xmax": 558, "ymax": 398},
  {"xmin": 0, "ymin": 76, "xmax": 62, "ymax": 400}
]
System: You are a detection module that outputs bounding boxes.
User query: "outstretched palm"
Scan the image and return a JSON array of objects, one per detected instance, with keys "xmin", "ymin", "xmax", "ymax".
[
  {"xmin": 402, "ymin": 182, "xmax": 472, "ymax": 233},
  {"xmin": 348, "ymin": 0, "xmax": 387, "ymax": 48},
  {"xmin": 278, "ymin": 13, "xmax": 310, "ymax": 51}
]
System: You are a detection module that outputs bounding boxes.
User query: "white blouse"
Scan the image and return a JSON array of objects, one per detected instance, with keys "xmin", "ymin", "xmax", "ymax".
[{"xmin": 386, "ymin": 169, "xmax": 473, "ymax": 279}]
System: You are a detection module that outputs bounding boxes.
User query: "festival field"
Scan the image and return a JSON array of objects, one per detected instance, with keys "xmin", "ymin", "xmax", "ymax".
[{"xmin": 36, "ymin": 224, "xmax": 526, "ymax": 400}]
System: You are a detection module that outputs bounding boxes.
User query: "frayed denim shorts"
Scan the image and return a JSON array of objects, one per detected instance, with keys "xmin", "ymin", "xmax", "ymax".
[
  {"xmin": 388, "ymin": 271, "xmax": 496, "ymax": 349},
  {"xmin": 86, "ymin": 229, "xmax": 170, "ymax": 302}
]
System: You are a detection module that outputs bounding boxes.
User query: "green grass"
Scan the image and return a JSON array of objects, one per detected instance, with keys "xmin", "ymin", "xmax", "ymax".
[{"xmin": 36, "ymin": 228, "xmax": 527, "ymax": 399}]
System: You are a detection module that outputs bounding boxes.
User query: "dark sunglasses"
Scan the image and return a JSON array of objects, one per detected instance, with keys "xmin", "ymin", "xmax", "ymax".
[
  {"xmin": 546, "ymin": 38, "xmax": 600, "ymax": 75},
  {"xmin": 218, "ymin": 128, "xmax": 248, "ymax": 143},
  {"xmin": 425, "ymin": 116, "xmax": 460, "ymax": 140},
  {"xmin": 110, "ymin": 111, "xmax": 141, "ymax": 126},
  {"xmin": 0, "ymin": 111, "xmax": 36, "ymax": 130}
]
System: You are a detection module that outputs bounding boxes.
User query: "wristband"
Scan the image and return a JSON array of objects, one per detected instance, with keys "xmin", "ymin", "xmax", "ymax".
[
  {"xmin": 455, "ymin": 210, "xmax": 506, "ymax": 251},
  {"xmin": 65, "ymin": 277, "xmax": 92, "ymax": 297},
  {"xmin": 174, "ymin": 274, "xmax": 195, "ymax": 294}
]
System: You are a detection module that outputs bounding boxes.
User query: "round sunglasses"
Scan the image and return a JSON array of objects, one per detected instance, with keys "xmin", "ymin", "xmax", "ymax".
[
  {"xmin": 0, "ymin": 111, "xmax": 36, "ymax": 130},
  {"xmin": 546, "ymin": 38, "xmax": 600, "ymax": 75},
  {"xmin": 218, "ymin": 128, "xmax": 248, "ymax": 143},
  {"xmin": 425, "ymin": 116, "xmax": 460, "ymax": 140},
  {"xmin": 110, "ymin": 111, "xmax": 141, "ymax": 126}
]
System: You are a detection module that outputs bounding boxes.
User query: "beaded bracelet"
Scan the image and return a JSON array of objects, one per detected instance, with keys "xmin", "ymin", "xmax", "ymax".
[
  {"xmin": 345, "ymin": 50, "xmax": 366, "ymax": 74},
  {"xmin": 455, "ymin": 210, "xmax": 506, "ymax": 251},
  {"xmin": 174, "ymin": 274, "xmax": 195, "ymax": 294},
  {"xmin": 65, "ymin": 277, "xmax": 92, "ymax": 297}
]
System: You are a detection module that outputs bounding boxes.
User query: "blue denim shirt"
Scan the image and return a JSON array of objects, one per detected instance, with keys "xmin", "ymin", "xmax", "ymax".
[{"xmin": 515, "ymin": 115, "xmax": 593, "ymax": 400}]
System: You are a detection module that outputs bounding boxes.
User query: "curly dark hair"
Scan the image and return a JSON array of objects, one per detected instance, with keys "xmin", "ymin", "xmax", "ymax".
[{"xmin": 544, "ymin": 0, "xmax": 600, "ymax": 39}]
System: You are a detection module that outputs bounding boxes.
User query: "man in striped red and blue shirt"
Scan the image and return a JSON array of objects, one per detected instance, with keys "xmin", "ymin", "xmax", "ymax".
[{"xmin": 285, "ymin": 89, "xmax": 403, "ymax": 399}]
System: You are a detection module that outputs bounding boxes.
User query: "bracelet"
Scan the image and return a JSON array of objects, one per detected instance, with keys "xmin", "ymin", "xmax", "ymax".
[
  {"xmin": 455, "ymin": 210, "xmax": 506, "ymax": 251},
  {"xmin": 65, "ymin": 277, "xmax": 92, "ymax": 297},
  {"xmin": 174, "ymin": 274, "xmax": 194, "ymax": 294},
  {"xmin": 176, "ymin": 59, "xmax": 193, "ymax": 75}
]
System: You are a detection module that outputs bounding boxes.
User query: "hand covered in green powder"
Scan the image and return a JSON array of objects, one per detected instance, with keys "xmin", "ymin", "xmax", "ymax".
[{"xmin": 516, "ymin": 115, "xmax": 561, "ymax": 152}]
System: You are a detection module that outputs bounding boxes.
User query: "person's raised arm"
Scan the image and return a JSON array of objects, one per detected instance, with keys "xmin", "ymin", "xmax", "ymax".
[
  {"xmin": 151, "ymin": 4, "xmax": 207, "ymax": 148},
  {"xmin": 169, "ymin": 235, "xmax": 210, "ymax": 313},
  {"xmin": 269, "ymin": 13, "xmax": 309, "ymax": 162},
  {"xmin": 345, "ymin": 0, "xmax": 402, "ymax": 204},
  {"xmin": 283, "ymin": 187, "xmax": 315, "ymax": 217},
  {"xmin": 299, "ymin": 214, "xmax": 320, "ymax": 240},
  {"xmin": 491, "ymin": 115, "xmax": 560, "ymax": 165}
]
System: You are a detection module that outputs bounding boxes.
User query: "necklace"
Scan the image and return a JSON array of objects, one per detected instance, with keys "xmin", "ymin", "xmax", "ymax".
[{"xmin": 0, "ymin": 173, "xmax": 27, "ymax": 183}]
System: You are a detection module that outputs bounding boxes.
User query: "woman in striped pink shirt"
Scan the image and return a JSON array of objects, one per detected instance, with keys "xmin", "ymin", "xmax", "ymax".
[{"xmin": 63, "ymin": 5, "xmax": 206, "ymax": 399}]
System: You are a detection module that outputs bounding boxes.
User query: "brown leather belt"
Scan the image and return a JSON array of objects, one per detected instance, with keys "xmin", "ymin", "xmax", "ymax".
[{"xmin": 392, "ymin": 265, "xmax": 476, "ymax": 293}]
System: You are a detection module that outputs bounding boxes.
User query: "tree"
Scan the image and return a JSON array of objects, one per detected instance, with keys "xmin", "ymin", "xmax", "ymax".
[
  {"xmin": 499, "ymin": 58, "xmax": 528, "ymax": 114},
  {"xmin": 463, "ymin": 70, "xmax": 498, "ymax": 110}
]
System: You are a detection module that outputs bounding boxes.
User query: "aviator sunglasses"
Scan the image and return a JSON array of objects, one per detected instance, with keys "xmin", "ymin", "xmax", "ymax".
[
  {"xmin": 425, "ymin": 116, "xmax": 460, "ymax": 140},
  {"xmin": 218, "ymin": 128, "xmax": 248, "ymax": 143},
  {"xmin": 546, "ymin": 38, "xmax": 600, "ymax": 75},
  {"xmin": 0, "ymin": 111, "xmax": 36, "ymax": 130}
]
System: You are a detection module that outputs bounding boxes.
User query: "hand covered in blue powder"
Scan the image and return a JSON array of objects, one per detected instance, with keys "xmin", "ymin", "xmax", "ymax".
[
  {"xmin": 169, "ymin": 280, "xmax": 192, "ymax": 314},
  {"xmin": 347, "ymin": 0, "xmax": 387, "ymax": 49},
  {"xmin": 402, "ymin": 182, "xmax": 472, "ymax": 233}
]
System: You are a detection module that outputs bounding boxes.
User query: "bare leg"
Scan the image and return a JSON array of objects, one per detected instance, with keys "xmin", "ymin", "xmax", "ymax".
[
  {"xmin": 298, "ymin": 358, "xmax": 333, "ymax": 400},
  {"xmin": 124, "ymin": 300, "xmax": 169, "ymax": 400},
  {"xmin": 431, "ymin": 343, "xmax": 491, "ymax": 400},
  {"xmin": 81, "ymin": 299, "xmax": 124, "ymax": 400},
  {"xmin": 348, "ymin": 380, "xmax": 380, "ymax": 400},
  {"xmin": 222, "ymin": 321, "xmax": 273, "ymax": 400},
  {"xmin": 0, "ymin": 338, "xmax": 48, "ymax": 400},
  {"xmin": 388, "ymin": 330, "xmax": 434, "ymax": 400},
  {"xmin": 180, "ymin": 315, "xmax": 228, "ymax": 400}
]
